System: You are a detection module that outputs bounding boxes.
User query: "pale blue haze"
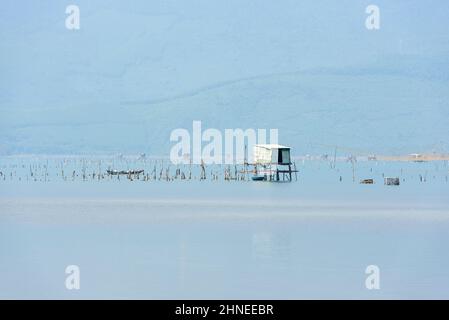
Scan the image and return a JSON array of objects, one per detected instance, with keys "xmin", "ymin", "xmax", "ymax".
[
  {"xmin": 1, "ymin": 1, "xmax": 449, "ymax": 300},
  {"xmin": 1, "ymin": 0, "xmax": 448, "ymax": 155}
]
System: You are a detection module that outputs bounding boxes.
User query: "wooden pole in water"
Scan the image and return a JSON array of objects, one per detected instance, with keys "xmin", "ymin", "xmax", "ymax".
[
  {"xmin": 351, "ymin": 159, "xmax": 354, "ymax": 182},
  {"xmin": 200, "ymin": 160, "xmax": 206, "ymax": 180},
  {"xmin": 333, "ymin": 147, "xmax": 337, "ymax": 169},
  {"xmin": 293, "ymin": 162, "xmax": 298, "ymax": 181}
]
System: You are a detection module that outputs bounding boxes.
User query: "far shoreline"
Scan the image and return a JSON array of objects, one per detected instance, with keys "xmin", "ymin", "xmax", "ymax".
[{"xmin": 1, "ymin": 153, "xmax": 449, "ymax": 162}]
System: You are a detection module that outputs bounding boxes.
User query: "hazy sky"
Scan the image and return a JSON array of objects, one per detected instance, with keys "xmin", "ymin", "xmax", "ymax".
[{"xmin": 1, "ymin": 0, "xmax": 448, "ymax": 154}]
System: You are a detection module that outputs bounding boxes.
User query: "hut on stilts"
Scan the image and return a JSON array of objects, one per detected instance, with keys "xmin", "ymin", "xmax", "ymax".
[{"xmin": 249, "ymin": 144, "xmax": 298, "ymax": 182}]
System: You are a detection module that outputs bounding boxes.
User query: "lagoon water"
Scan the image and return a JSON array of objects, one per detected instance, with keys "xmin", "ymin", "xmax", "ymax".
[{"xmin": 1, "ymin": 157, "xmax": 449, "ymax": 299}]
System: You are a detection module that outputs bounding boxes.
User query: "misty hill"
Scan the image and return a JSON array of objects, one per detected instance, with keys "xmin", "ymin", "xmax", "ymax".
[{"xmin": 1, "ymin": 0, "xmax": 448, "ymax": 156}]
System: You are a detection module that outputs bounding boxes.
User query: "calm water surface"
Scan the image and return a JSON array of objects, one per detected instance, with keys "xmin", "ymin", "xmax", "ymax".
[{"xmin": 1, "ymin": 158, "xmax": 448, "ymax": 299}]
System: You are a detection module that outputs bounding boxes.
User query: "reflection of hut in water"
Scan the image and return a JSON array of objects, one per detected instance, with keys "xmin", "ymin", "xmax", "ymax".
[
  {"xmin": 250, "ymin": 144, "xmax": 297, "ymax": 182},
  {"xmin": 251, "ymin": 232, "xmax": 291, "ymax": 259}
]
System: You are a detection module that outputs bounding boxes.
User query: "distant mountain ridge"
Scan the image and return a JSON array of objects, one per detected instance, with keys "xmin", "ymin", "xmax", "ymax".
[
  {"xmin": 1, "ymin": 1, "xmax": 448, "ymax": 156},
  {"xmin": 1, "ymin": 69, "xmax": 448, "ymax": 156}
]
